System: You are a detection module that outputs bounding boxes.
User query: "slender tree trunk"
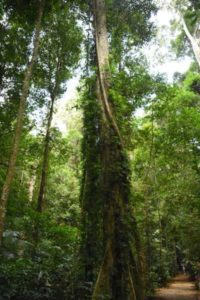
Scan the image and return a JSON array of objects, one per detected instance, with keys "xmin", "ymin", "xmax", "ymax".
[
  {"xmin": 29, "ymin": 173, "xmax": 36, "ymax": 202},
  {"xmin": 91, "ymin": 0, "xmax": 144, "ymax": 299},
  {"xmin": 37, "ymin": 96, "xmax": 55, "ymax": 212},
  {"xmin": 181, "ymin": 17, "xmax": 200, "ymax": 68},
  {"xmin": 33, "ymin": 97, "xmax": 54, "ymax": 245},
  {"xmin": 0, "ymin": 0, "xmax": 45, "ymax": 246}
]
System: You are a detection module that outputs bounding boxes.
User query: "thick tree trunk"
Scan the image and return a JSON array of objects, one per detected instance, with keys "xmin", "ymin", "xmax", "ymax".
[
  {"xmin": 37, "ymin": 96, "xmax": 55, "ymax": 212},
  {"xmin": 91, "ymin": 0, "xmax": 144, "ymax": 299},
  {"xmin": 93, "ymin": 0, "xmax": 123, "ymax": 144},
  {"xmin": 0, "ymin": 0, "xmax": 45, "ymax": 246},
  {"xmin": 79, "ymin": 81, "xmax": 103, "ymax": 296}
]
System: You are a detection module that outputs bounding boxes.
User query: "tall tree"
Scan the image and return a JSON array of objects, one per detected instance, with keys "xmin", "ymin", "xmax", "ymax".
[
  {"xmin": 172, "ymin": 0, "xmax": 200, "ymax": 68},
  {"xmin": 91, "ymin": 0, "xmax": 143, "ymax": 299},
  {"xmin": 0, "ymin": 0, "xmax": 45, "ymax": 245},
  {"xmin": 35, "ymin": 3, "xmax": 82, "ymax": 213},
  {"xmin": 80, "ymin": 0, "xmax": 156, "ymax": 298}
]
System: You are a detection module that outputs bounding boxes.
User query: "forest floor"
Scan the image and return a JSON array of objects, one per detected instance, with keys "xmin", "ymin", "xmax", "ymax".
[{"xmin": 153, "ymin": 274, "xmax": 200, "ymax": 299}]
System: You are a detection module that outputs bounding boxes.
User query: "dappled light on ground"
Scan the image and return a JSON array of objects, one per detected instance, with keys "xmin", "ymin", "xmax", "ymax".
[{"xmin": 154, "ymin": 275, "xmax": 200, "ymax": 300}]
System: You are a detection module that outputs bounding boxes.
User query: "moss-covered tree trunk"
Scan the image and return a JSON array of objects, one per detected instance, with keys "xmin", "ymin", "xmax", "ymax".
[
  {"xmin": 0, "ymin": 0, "xmax": 45, "ymax": 246},
  {"xmin": 91, "ymin": 0, "xmax": 144, "ymax": 299},
  {"xmin": 79, "ymin": 77, "xmax": 103, "ymax": 296}
]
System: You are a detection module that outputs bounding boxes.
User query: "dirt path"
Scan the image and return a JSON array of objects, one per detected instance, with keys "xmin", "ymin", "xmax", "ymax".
[{"xmin": 154, "ymin": 274, "xmax": 200, "ymax": 300}]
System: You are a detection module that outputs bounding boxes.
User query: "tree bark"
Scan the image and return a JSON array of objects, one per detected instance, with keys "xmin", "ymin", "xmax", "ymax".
[
  {"xmin": 91, "ymin": 0, "xmax": 144, "ymax": 299},
  {"xmin": 181, "ymin": 16, "xmax": 200, "ymax": 69},
  {"xmin": 79, "ymin": 78, "xmax": 103, "ymax": 296},
  {"xmin": 37, "ymin": 96, "xmax": 55, "ymax": 212},
  {"xmin": 93, "ymin": 0, "xmax": 123, "ymax": 145},
  {"xmin": 29, "ymin": 172, "xmax": 36, "ymax": 202},
  {"xmin": 0, "ymin": 0, "xmax": 45, "ymax": 246}
]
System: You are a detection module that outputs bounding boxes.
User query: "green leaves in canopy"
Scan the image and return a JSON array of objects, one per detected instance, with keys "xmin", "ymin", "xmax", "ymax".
[
  {"xmin": 4, "ymin": 0, "xmax": 56, "ymax": 24},
  {"xmin": 106, "ymin": 0, "xmax": 157, "ymax": 63},
  {"xmin": 183, "ymin": 72, "xmax": 200, "ymax": 94},
  {"xmin": 33, "ymin": 2, "xmax": 82, "ymax": 97}
]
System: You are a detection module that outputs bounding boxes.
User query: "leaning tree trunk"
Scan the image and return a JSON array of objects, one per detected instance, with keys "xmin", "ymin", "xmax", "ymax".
[
  {"xmin": 181, "ymin": 16, "xmax": 200, "ymax": 69},
  {"xmin": 37, "ymin": 96, "xmax": 55, "ymax": 212},
  {"xmin": 91, "ymin": 0, "xmax": 144, "ymax": 299},
  {"xmin": 0, "ymin": 0, "xmax": 45, "ymax": 246}
]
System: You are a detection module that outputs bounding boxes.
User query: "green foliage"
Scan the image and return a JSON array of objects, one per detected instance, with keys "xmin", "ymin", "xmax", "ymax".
[
  {"xmin": 109, "ymin": 60, "xmax": 154, "ymax": 146},
  {"xmin": 34, "ymin": 1, "xmax": 82, "ymax": 96},
  {"xmin": 183, "ymin": 72, "xmax": 200, "ymax": 94},
  {"xmin": 171, "ymin": 0, "xmax": 200, "ymax": 63},
  {"xmin": 0, "ymin": 240, "xmax": 76, "ymax": 300},
  {"xmin": 108, "ymin": 0, "xmax": 157, "ymax": 63},
  {"xmin": 2, "ymin": 0, "xmax": 200, "ymax": 299},
  {"xmin": 131, "ymin": 71, "xmax": 200, "ymax": 294}
]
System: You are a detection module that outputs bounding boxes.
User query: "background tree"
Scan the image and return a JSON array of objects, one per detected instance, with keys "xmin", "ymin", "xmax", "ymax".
[
  {"xmin": 0, "ymin": 0, "xmax": 45, "ymax": 245},
  {"xmin": 172, "ymin": 0, "xmax": 200, "ymax": 68},
  {"xmin": 33, "ymin": 2, "xmax": 82, "ymax": 213}
]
